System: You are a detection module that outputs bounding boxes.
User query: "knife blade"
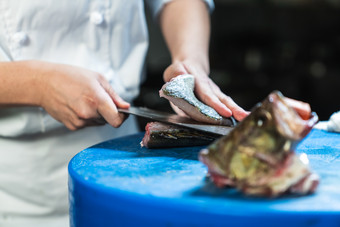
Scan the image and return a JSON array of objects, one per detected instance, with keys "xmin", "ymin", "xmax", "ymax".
[{"xmin": 118, "ymin": 106, "xmax": 235, "ymax": 136}]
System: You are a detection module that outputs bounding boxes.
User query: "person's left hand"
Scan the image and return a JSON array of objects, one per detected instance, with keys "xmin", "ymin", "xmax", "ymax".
[{"xmin": 163, "ymin": 60, "xmax": 249, "ymax": 121}]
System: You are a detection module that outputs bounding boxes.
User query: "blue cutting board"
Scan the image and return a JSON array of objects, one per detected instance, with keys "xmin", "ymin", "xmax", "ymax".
[{"xmin": 68, "ymin": 129, "xmax": 340, "ymax": 227}]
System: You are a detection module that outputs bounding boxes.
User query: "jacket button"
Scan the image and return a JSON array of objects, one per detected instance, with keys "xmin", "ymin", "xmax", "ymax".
[
  {"xmin": 90, "ymin": 12, "xmax": 104, "ymax": 25},
  {"xmin": 12, "ymin": 32, "xmax": 29, "ymax": 46}
]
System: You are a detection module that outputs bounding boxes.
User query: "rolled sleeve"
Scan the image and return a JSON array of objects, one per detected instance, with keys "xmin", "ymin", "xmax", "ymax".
[{"xmin": 145, "ymin": 0, "xmax": 215, "ymax": 20}]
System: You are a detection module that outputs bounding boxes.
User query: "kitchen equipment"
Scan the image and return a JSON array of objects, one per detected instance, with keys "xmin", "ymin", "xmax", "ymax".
[
  {"xmin": 118, "ymin": 106, "xmax": 235, "ymax": 136},
  {"xmin": 68, "ymin": 129, "xmax": 340, "ymax": 227}
]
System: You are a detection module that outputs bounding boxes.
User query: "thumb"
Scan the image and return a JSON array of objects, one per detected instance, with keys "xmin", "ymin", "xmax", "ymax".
[
  {"xmin": 97, "ymin": 75, "xmax": 130, "ymax": 109},
  {"xmin": 163, "ymin": 62, "xmax": 188, "ymax": 82}
]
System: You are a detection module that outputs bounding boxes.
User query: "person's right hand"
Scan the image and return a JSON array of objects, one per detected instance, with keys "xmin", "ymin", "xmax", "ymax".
[{"xmin": 35, "ymin": 61, "xmax": 129, "ymax": 130}]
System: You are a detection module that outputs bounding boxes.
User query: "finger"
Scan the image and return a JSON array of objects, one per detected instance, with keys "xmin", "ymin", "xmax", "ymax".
[
  {"xmin": 97, "ymin": 94, "xmax": 127, "ymax": 128},
  {"xmin": 194, "ymin": 79, "xmax": 233, "ymax": 116},
  {"xmin": 90, "ymin": 87, "xmax": 126, "ymax": 128},
  {"xmin": 97, "ymin": 75, "xmax": 130, "ymax": 109},
  {"xmin": 199, "ymin": 90, "xmax": 233, "ymax": 117},
  {"xmin": 109, "ymin": 89, "xmax": 130, "ymax": 109},
  {"xmin": 57, "ymin": 107, "xmax": 89, "ymax": 131},
  {"xmin": 67, "ymin": 117, "xmax": 107, "ymax": 130},
  {"xmin": 91, "ymin": 117, "xmax": 107, "ymax": 125},
  {"xmin": 196, "ymin": 80, "xmax": 249, "ymax": 121},
  {"xmin": 206, "ymin": 82, "xmax": 250, "ymax": 121},
  {"xmin": 163, "ymin": 62, "xmax": 188, "ymax": 82},
  {"xmin": 218, "ymin": 93, "xmax": 250, "ymax": 121},
  {"xmin": 68, "ymin": 118, "xmax": 88, "ymax": 131},
  {"xmin": 94, "ymin": 76, "xmax": 128, "ymax": 127},
  {"xmin": 284, "ymin": 97, "xmax": 311, "ymax": 120}
]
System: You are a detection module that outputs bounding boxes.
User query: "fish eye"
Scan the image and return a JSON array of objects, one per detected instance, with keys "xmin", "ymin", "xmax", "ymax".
[
  {"xmin": 256, "ymin": 111, "xmax": 272, "ymax": 127},
  {"xmin": 257, "ymin": 116, "xmax": 266, "ymax": 127}
]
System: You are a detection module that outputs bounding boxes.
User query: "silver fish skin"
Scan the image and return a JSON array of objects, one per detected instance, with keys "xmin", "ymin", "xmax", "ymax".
[
  {"xmin": 159, "ymin": 74, "xmax": 236, "ymax": 126},
  {"xmin": 199, "ymin": 91, "xmax": 319, "ymax": 197}
]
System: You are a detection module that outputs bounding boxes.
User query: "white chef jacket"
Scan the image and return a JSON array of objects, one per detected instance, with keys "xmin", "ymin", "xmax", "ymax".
[{"xmin": 0, "ymin": 0, "xmax": 214, "ymax": 226}]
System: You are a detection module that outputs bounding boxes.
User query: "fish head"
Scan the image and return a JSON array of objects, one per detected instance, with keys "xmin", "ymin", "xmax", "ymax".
[
  {"xmin": 234, "ymin": 90, "xmax": 318, "ymax": 158},
  {"xmin": 264, "ymin": 91, "xmax": 318, "ymax": 140},
  {"xmin": 199, "ymin": 91, "xmax": 319, "ymax": 185}
]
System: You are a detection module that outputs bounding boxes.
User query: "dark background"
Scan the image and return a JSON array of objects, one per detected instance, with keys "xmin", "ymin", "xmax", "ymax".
[{"xmin": 135, "ymin": 0, "xmax": 340, "ymax": 130}]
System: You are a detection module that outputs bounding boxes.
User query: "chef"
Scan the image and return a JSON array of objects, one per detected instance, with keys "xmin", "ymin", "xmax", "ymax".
[{"xmin": 0, "ymin": 0, "xmax": 248, "ymax": 226}]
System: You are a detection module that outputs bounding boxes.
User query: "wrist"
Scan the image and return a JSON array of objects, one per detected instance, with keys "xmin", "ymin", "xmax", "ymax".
[
  {"xmin": 172, "ymin": 56, "xmax": 210, "ymax": 76},
  {"xmin": 15, "ymin": 60, "xmax": 47, "ymax": 107}
]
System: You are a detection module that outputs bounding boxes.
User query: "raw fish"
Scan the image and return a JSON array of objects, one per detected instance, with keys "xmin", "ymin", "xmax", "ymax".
[{"xmin": 199, "ymin": 91, "xmax": 319, "ymax": 197}]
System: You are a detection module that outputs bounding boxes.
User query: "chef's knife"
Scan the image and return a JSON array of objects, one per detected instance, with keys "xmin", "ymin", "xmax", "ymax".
[{"xmin": 118, "ymin": 106, "xmax": 235, "ymax": 136}]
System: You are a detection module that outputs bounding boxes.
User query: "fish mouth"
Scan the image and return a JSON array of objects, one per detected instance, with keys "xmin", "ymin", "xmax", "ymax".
[
  {"xmin": 199, "ymin": 149, "xmax": 236, "ymax": 187},
  {"xmin": 270, "ymin": 91, "xmax": 319, "ymax": 139}
]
